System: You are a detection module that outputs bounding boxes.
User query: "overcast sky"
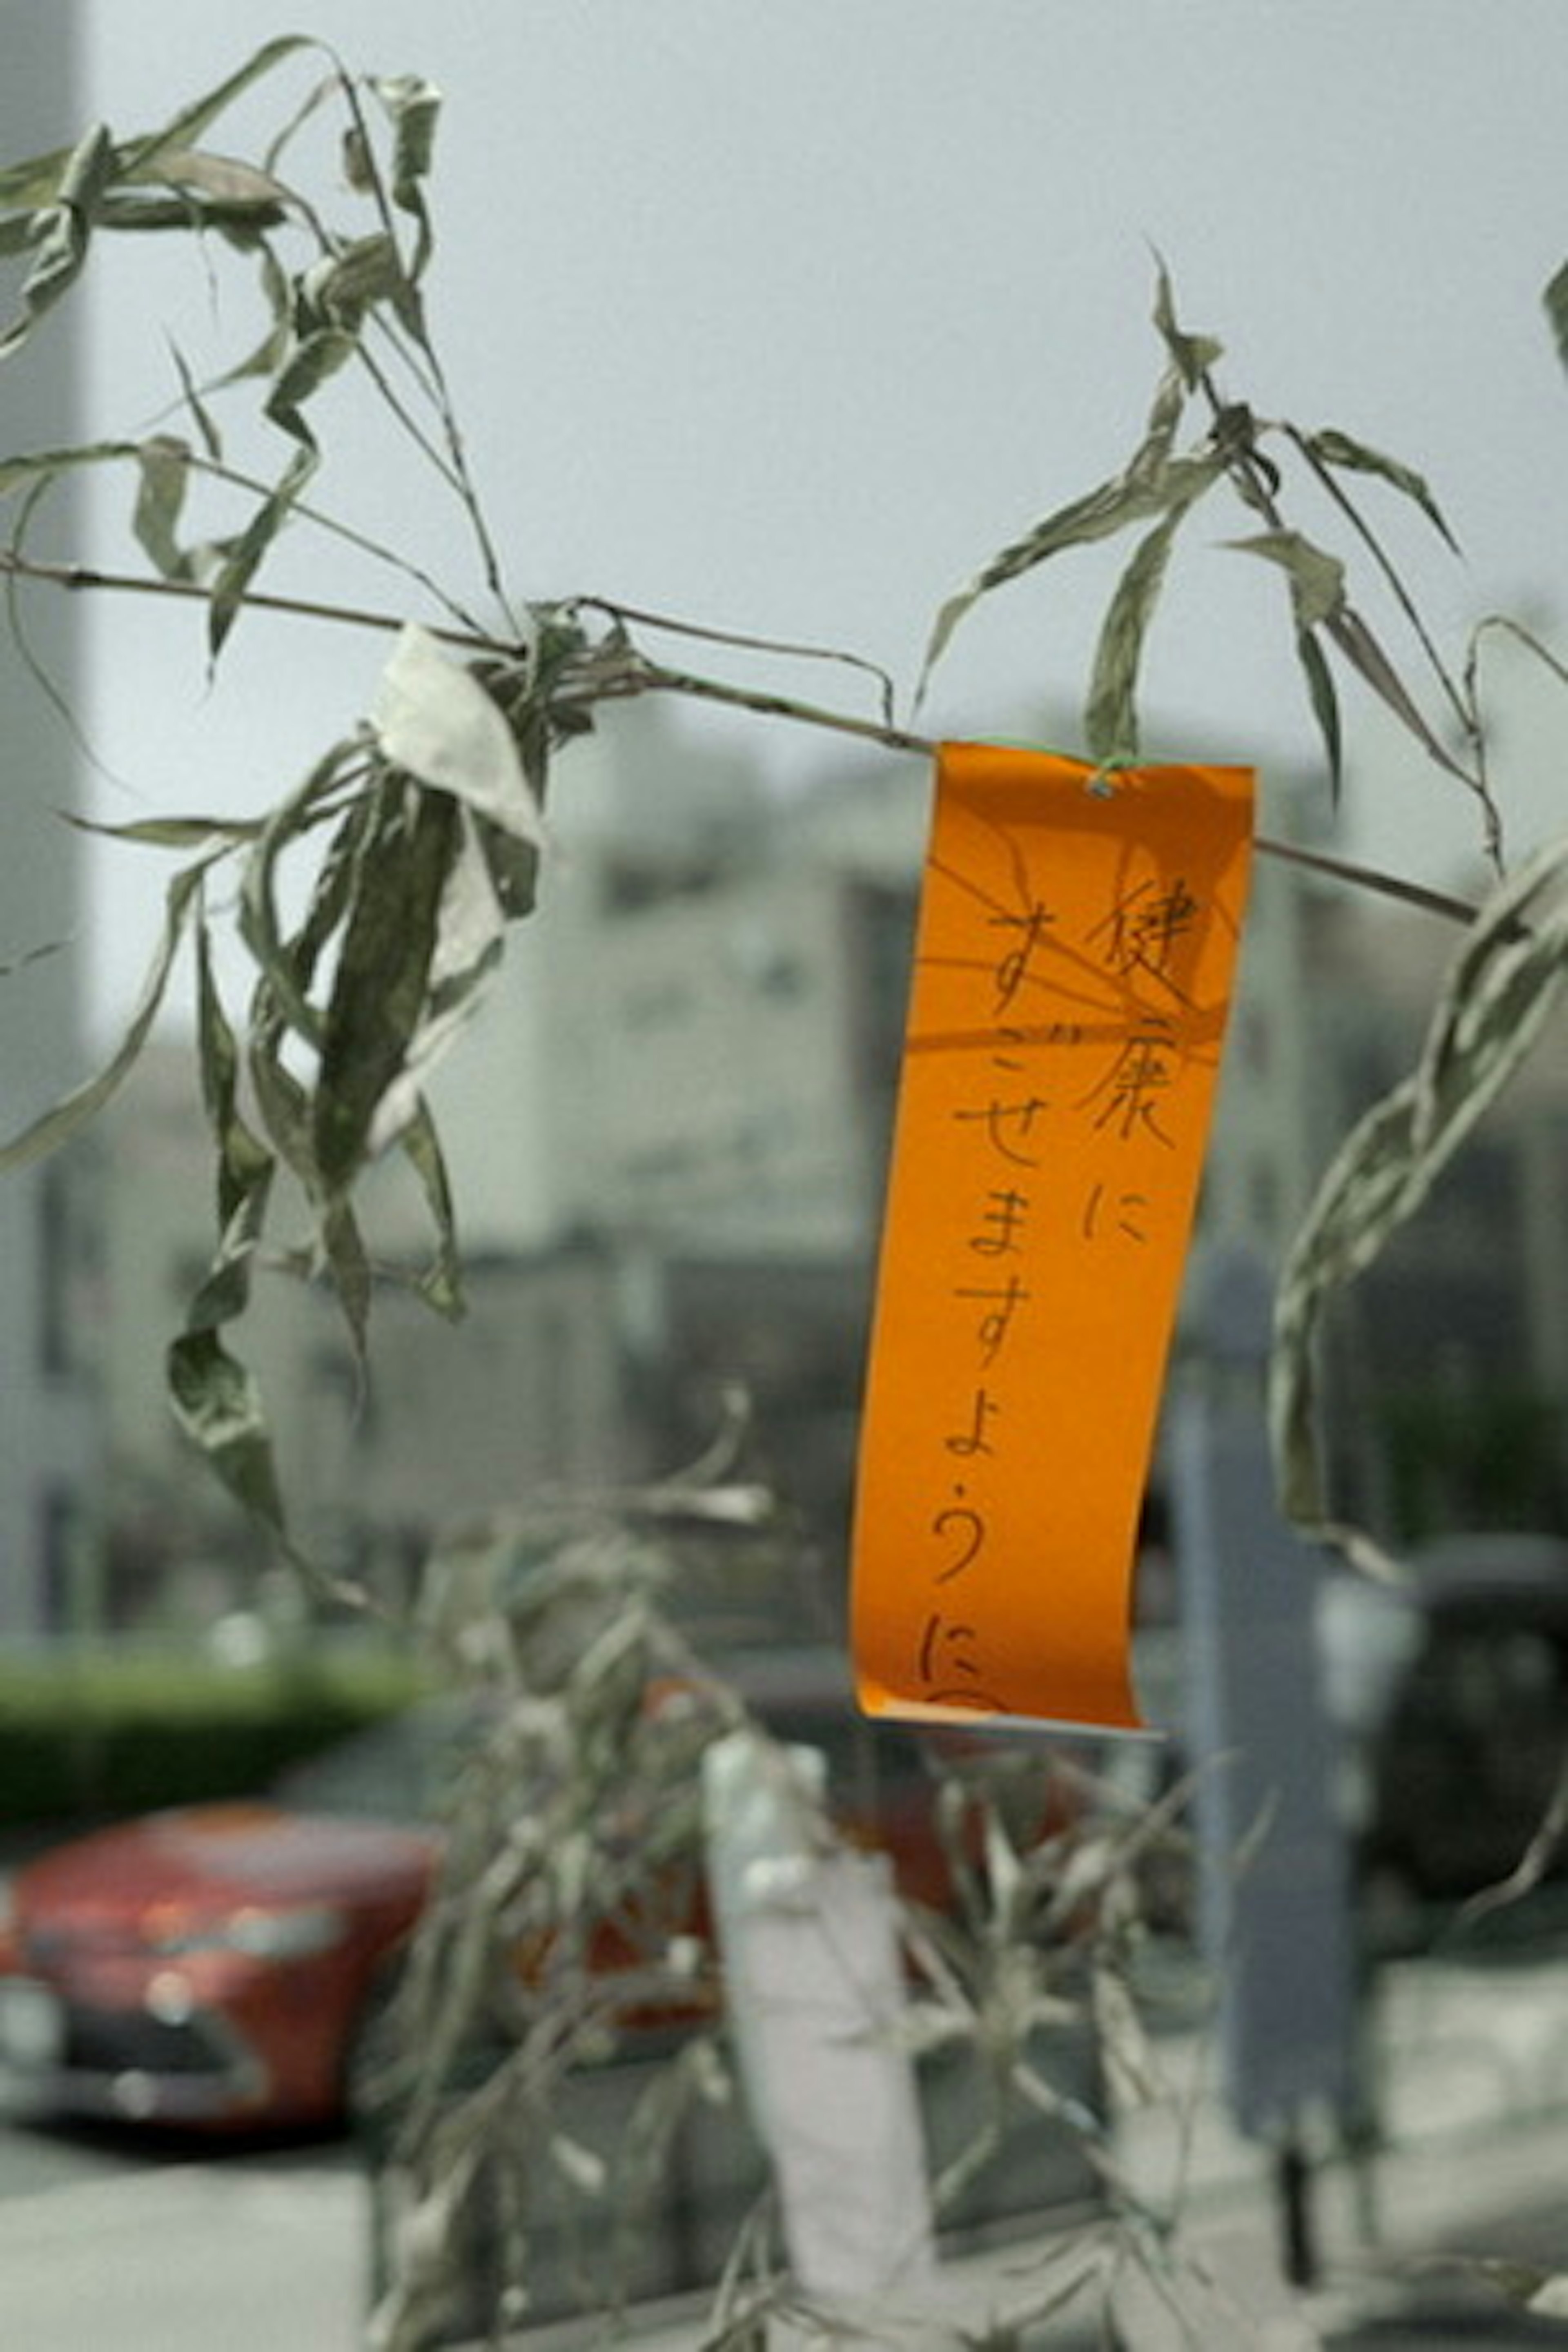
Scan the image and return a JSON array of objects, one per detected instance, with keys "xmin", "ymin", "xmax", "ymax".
[{"xmin": 53, "ymin": 2, "xmax": 1568, "ymax": 1029}]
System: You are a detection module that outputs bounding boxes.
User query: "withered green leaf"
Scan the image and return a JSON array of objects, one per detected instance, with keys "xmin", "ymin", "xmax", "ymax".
[
  {"xmin": 131, "ymin": 434, "xmax": 198, "ymax": 581},
  {"xmin": 0, "ymin": 122, "xmax": 115, "ymax": 361},
  {"xmin": 373, "ymin": 74, "xmax": 441, "ymax": 287},
  {"xmin": 119, "ymin": 34, "xmax": 322, "ymax": 180},
  {"xmin": 1303, "ymin": 426, "xmax": 1460, "ymax": 554},
  {"xmin": 1083, "ymin": 498, "xmax": 1198, "ymax": 766},
  {"xmin": 167, "ymin": 1326, "xmax": 290, "ymax": 1546},
  {"xmin": 206, "ymin": 327, "xmax": 356, "ymax": 658},
  {"xmin": 399, "ymin": 1100, "xmax": 465, "ymax": 1321},
  {"xmin": 1227, "ymin": 528, "xmax": 1346, "ymax": 631},
  {"xmin": 1150, "ymin": 260, "xmax": 1223, "ymax": 393},
  {"xmin": 1546, "ymin": 258, "xmax": 1568, "ymax": 373},
  {"xmin": 312, "ymin": 778, "xmax": 462, "ymax": 1194},
  {"xmin": 1293, "ymin": 624, "xmax": 1344, "ymax": 804},
  {"xmin": 918, "ymin": 453, "xmax": 1222, "ymax": 705}
]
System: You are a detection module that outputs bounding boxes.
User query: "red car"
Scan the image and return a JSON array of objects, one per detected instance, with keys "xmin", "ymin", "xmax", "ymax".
[
  {"xmin": 0, "ymin": 1662, "xmax": 1087, "ymax": 2136},
  {"xmin": 0, "ymin": 1708, "xmax": 444, "ymax": 2132}
]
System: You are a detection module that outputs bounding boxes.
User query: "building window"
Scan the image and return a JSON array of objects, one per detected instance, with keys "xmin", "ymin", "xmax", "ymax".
[
  {"xmin": 38, "ymin": 1484, "xmax": 85, "ymax": 1637},
  {"xmin": 36, "ymin": 1160, "xmax": 96, "ymax": 1379}
]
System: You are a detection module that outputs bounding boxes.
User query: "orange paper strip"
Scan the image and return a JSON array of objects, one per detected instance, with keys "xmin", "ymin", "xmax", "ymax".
[{"xmin": 852, "ymin": 746, "xmax": 1255, "ymax": 1731}]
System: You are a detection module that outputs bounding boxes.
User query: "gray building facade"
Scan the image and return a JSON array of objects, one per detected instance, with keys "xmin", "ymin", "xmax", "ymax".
[{"xmin": 0, "ymin": 11, "xmax": 105, "ymax": 1637}]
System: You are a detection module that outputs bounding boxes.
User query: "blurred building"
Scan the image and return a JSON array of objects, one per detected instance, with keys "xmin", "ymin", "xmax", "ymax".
[
  {"xmin": 83, "ymin": 708, "xmax": 1568, "ymax": 1632},
  {"xmin": 419, "ymin": 706, "xmax": 925, "ymax": 1258},
  {"xmin": 0, "ymin": 14, "xmax": 105, "ymax": 1639},
  {"xmin": 87, "ymin": 712, "xmax": 918, "ymax": 1622}
]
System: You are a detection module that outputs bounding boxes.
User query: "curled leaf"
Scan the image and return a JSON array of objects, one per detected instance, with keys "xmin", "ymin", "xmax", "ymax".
[
  {"xmin": 376, "ymin": 624, "xmax": 545, "ymax": 845},
  {"xmin": 0, "ymin": 122, "xmax": 115, "ymax": 361},
  {"xmin": 301, "ymin": 234, "xmax": 404, "ymax": 327},
  {"xmin": 132, "ymin": 434, "xmax": 199, "ymax": 581},
  {"xmin": 205, "ymin": 325, "xmax": 356, "ymax": 658},
  {"xmin": 373, "ymin": 74, "xmax": 441, "ymax": 283},
  {"xmin": 167, "ymin": 1326, "xmax": 292, "ymax": 1554}
]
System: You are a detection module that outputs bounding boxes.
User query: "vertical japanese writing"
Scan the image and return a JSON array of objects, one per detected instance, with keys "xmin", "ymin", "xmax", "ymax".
[
  {"xmin": 852, "ymin": 748, "xmax": 1254, "ymax": 1733},
  {"xmin": 913, "ymin": 835, "xmax": 1221, "ymax": 1713}
]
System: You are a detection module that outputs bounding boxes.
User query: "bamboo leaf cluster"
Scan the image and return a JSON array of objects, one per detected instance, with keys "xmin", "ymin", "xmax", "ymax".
[{"xmin": 0, "ymin": 34, "xmax": 1566, "ymax": 1639}]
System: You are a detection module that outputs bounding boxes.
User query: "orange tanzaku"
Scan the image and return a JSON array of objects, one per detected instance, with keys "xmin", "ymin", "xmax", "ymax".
[{"xmin": 851, "ymin": 744, "xmax": 1255, "ymax": 1731}]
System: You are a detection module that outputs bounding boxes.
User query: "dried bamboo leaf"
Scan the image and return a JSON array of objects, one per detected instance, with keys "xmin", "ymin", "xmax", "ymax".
[
  {"xmin": 194, "ymin": 917, "xmax": 274, "ymax": 1229},
  {"xmin": 0, "ymin": 144, "xmax": 76, "ymax": 214},
  {"xmin": 374, "ymin": 74, "xmax": 441, "ymax": 284},
  {"xmin": 117, "ymin": 33, "xmax": 321, "ymax": 179},
  {"xmin": 0, "ymin": 858, "xmax": 213, "ymax": 1174},
  {"xmin": 918, "ymin": 453, "xmax": 1221, "ymax": 705},
  {"xmin": 1271, "ymin": 835, "xmax": 1568, "ymax": 1524},
  {"xmin": 1082, "ymin": 501, "xmax": 1191, "ymax": 765},
  {"xmin": 0, "ymin": 437, "xmax": 145, "ymax": 498},
  {"xmin": 365, "ymin": 811, "xmax": 508, "ymax": 1164},
  {"xmin": 398, "ymin": 1100, "xmax": 466, "ymax": 1320},
  {"xmin": 1293, "ymin": 624, "xmax": 1344, "ymax": 804},
  {"xmin": 139, "ymin": 147, "xmax": 292, "ymax": 211},
  {"xmin": 0, "ymin": 122, "xmax": 114, "ymax": 361},
  {"xmin": 1149, "ymin": 258, "xmax": 1223, "ymax": 391},
  {"xmin": 206, "ymin": 326, "xmax": 356, "ymax": 657},
  {"xmin": 65, "ymin": 809, "xmax": 262, "ymax": 849},
  {"xmin": 1324, "ymin": 604, "xmax": 1474, "ymax": 782},
  {"xmin": 1543, "ymin": 257, "xmax": 1568, "ymax": 372},
  {"xmin": 1303, "ymin": 426, "xmax": 1460, "ymax": 553},
  {"xmin": 1226, "ymin": 528, "xmax": 1345, "ymax": 630},
  {"xmin": 131, "ymin": 434, "xmax": 199, "ymax": 581},
  {"xmin": 236, "ymin": 735, "xmax": 370, "ymax": 1047},
  {"xmin": 166, "ymin": 1325, "xmax": 289, "ymax": 1541},
  {"xmin": 312, "ymin": 779, "xmax": 461, "ymax": 1194}
]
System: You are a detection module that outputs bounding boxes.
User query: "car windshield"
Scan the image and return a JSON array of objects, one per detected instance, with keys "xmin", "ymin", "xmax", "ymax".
[{"xmin": 271, "ymin": 1701, "xmax": 471, "ymax": 1825}]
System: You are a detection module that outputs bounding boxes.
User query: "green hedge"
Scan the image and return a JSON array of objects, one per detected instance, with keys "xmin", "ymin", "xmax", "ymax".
[{"xmin": 0, "ymin": 1646, "xmax": 430, "ymax": 1826}]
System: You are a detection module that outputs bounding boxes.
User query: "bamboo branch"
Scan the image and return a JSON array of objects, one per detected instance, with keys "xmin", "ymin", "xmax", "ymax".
[
  {"xmin": 0, "ymin": 545, "xmax": 1486, "ymax": 931},
  {"xmin": 0, "ymin": 547, "xmax": 508, "ymax": 657}
]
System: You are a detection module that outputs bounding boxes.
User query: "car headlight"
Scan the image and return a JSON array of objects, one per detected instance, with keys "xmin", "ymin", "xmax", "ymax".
[{"xmin": 149, "ymin": 1904, "xmax": 348, "ymax": 1961}]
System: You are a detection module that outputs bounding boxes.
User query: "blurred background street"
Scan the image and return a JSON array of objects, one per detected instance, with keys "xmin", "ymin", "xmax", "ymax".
[{"xmin": 3, "ymin": 1916, "xmax": 1566, "ymax": 2349}]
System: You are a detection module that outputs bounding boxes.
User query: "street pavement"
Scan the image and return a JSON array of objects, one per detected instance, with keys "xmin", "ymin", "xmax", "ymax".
[
  {"xmin": 514, "ymin": 1938, "xmax": 1568, "ymax": 2351},
  {"xmin": 0, "ymin": 2139, "xmax": 365, "ymax": 2352},
  {"xmin": 0, "ymin": 1936, "xmax": 1564, "ymax": 2348}
]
